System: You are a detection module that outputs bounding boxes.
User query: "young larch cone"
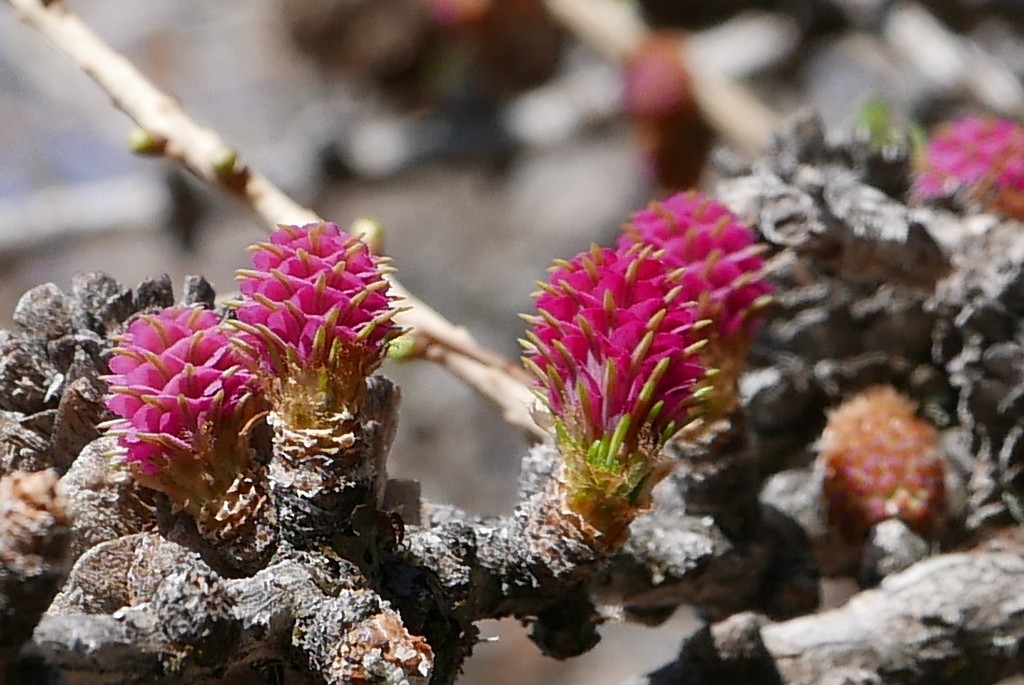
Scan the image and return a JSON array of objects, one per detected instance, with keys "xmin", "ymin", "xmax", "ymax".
[
  {"xmin": 623, "ymin": 33, "xmax": 713, "ymax": 189},
  {"xmin": 233, "ymin": 221, "xmax": 401, "ymax": 548},
  {"xmin": 819, "ymin": 386, "xmax": 946, "ymax": 542},
  {"xmin": 104, "ymin": 305, "xmax": 273, "ymax": 570},
  {"xmin": 619, "ymin": 191, "xmax": 772, "ymax": 424},
  {"xmin": 522, "ymin": 243, "xmax": 711, "ymax": 545},
  {"xmin": 913, "ymin": 116, "xmax": 1024, "ymax": 220}
]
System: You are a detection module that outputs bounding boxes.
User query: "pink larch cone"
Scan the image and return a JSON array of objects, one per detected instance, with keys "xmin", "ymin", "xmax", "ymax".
[
  {"xmin": 913, "ymin": 116, "xmax": 1024, "ymax": 220},
  {"xmin": 820, "ymin": 386, "xmax": 946, "ymax": 542},
  {"xmin": 619, "ymin": 190, "xmax": 772, "ymax": 424},
  {"xmin": 623, "ymin": 33, "xmax": 712, "ymax": 189},
  {"xmin": 522, "ymin": 243, "xmax": 711, "ymax": 540},
  {"xmin": 104, "ymin": 305, "xmax": 273, "ymax": 569},
  {"xmin": 233, "ymin": 221, "xmax": 401, "ymax": 547}
]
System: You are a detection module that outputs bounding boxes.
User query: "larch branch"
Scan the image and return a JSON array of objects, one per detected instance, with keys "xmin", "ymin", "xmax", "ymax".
[{"xmin": 3, "ymin": 0, "xmax": 543, "ymax": 438}]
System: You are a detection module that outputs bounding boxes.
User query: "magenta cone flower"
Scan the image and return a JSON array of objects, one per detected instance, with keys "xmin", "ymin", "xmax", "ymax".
[
  {"xmin": 235, "ymin": 222, "xmax": 398, "ymax": 380},
  {"xmin": 105, "ymin": 306, "xmax": 260, "ymax": 505},
  {"xmin": 913, "ymin": 116, "xmax": 1024, "ymax": 220},
  {"xmin": 619, "ymin": 191, "xmax": 771, "ymax": 419},
  {"xmin": 522, "ymin": 243, "xmax": 710, "ymax": 534},
  {"xmin": 620, "ymin": 191, "xmax": 770, "ymax": 339},
  {"xmin": 233, "ymin": 222, "xmax": 400, "ymax": 461}
]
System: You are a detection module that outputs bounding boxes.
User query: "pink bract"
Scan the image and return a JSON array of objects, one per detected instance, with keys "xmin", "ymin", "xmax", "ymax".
[
  {"xmin": 235, "ymin": 222, "xmax": 398, "ymax": 374},
  {"xmin": 524, "ymin": 244, "xmax": 707, "ymax": 449},
  {"xmin": 913, "ymin": 116, "xmax": 1024, "ymax": 218},
  {"xmin": 619, "ymin": 191, "xmax": 771, "ymax": 339},
  {"xmin": 105, "ymin": 306, "xmax": 255, "ymax": 475}
]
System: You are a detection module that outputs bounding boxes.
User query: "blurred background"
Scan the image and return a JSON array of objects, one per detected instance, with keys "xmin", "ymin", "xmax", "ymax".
[{"xmin": 2, "ymin": 0, "xmax": 1024, "ymax": 682}]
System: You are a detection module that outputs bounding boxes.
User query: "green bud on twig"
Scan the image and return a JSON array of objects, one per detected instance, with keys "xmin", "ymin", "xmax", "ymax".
[{"xmin": 128, "ymin": 127, "xmax": 165, "ymax": 155}]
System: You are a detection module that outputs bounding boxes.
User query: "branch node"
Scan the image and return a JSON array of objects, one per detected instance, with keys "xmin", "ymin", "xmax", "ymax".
[{"xmin": 128, "ymin": 127, "xmax": 166, "ymax": 156}]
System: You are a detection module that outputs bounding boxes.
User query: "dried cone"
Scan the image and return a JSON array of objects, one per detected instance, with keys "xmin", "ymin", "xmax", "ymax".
[
  {"xmin": 0, "ymin": 470, "xmax": 69, "ymax": 653},
  {"xmin": 820, "ymin": 386, "xmax": 946, "ymax": 542},
  {"xmin": 913, "ymin": 116, "xmax": 1024, "ymax": 220},
  {"xmin": 522, "ymin": 243, "xmax": 711, "ymax": 545},
  {"xmin": 620, "ymin": 191, "xmax": 772, "ymax": 424},
  {"xmin": 234, "ymin": 221, "xmax": 400, "ymax": 547},
  {"xmin": 104, "ymin": 306, "xmax": 273, "ymax": 569},
  {"xmin": 624, "ymin": 33, "xmax": 713, "ymax": 189},
  {"xmin": 280, "ymin": 0, "xmax": 432, "ymax": 85},
  {"xmin": 0, "ymin": 469, "xmax": 68, "ymax": 575},
  {"xmin": 475, "ymin": 0, "xmax": 562, "ymax": 96},
  {"xmin": 424, "ymin": 0, "xmax": 562, "ymax": 97}
]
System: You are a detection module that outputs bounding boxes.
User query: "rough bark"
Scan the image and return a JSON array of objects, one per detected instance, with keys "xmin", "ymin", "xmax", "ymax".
[
  {"xmin": 633, "ymin": 552, "xmax": 1024, "ymax": 685},
  {"xmin": 3, "ymin": 108, "xmax": 1024, "ymax": 684},
  {"xmin": 0, "ymin": 471, "xmax": 70, "ymax": 682}
]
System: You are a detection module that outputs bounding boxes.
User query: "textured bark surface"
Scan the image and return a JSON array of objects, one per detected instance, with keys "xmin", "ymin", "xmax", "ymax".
[
  {"xmin": 0, "ymin": 470, "xmax": 69, "ymax": 682},
  {"xmin": 616, "ymin": 111, "xmax": 1024, "ymax": 685},
  {"xmin": 3, "ymin": 111, "xmax": 1024, "ymax": 684},
  {"xmin": 631, "ymin": 552, "xmax": 1024, "ymax": 685},
  {"xmin": 0, "ymin": 267, "xmax": 804, "ymax": 684}
]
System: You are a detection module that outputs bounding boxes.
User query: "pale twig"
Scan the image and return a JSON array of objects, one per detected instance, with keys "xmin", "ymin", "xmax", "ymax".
[
  {"xmin": 542, "ymin": 0, "xmax": 783, "ymax": 157},
  {"xmin": 6, "ymin": 0, "xmax": 316, "ymax": 227},
  {"xmin": 3, "ymin": 0, "xmax": 542, "ymax": 438}
]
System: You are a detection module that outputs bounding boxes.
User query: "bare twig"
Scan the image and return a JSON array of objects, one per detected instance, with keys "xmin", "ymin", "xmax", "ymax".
[
  {"xmin": 417, "ymin": 330, "xmax": 540, "ymax": 433},
  {"xmin": 3, "ymin": 0, "xmax": 541, "ymax": 438},
  {"xmin": 542, "ymin": 0, "xmax": 783, "ymax": 156},
  {"xmin": 5, "ymin": 0, "xmax": 315, "ymax": 227}
]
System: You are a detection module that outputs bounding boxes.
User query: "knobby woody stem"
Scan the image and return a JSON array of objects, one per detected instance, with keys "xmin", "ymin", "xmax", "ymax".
[
  {"xmin": 4, "ymin": 0, "xmax": 544, "ymax": 439},
  {"xmin": 542, "ymin": 0, "xmax": 782, "ymax": 157}
]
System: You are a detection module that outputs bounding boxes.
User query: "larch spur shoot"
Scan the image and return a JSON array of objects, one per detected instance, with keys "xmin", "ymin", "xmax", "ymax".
[
  {"xmin": 104, "ymin": 305, "xmax": 261, "ymax": 517},
  {"xmin": 232, "ymin": 221, "xmax": 402, "ymax": 547},
  {"xmin": 233, "ymin": 221, "xmax": 401, "ymax": 464},
  {"xmin": 522, "ymin": 242, "xmax": 711, "ymax": 540}
]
